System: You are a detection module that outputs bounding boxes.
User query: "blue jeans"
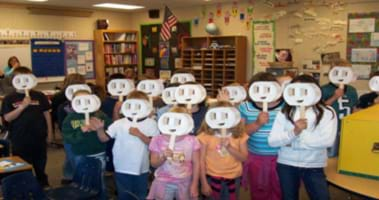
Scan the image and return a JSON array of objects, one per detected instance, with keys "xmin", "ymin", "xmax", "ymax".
[
  {"xmin": 115, "ymin": 172, "xmax": 148, "ymax": 200},
  {"xmin": 277, "ymin": 163, "xmax": 329, "ymax": 200},
  {"xmin": 62, "ymin": 143, "xmax": 75, "ymax": 180}
]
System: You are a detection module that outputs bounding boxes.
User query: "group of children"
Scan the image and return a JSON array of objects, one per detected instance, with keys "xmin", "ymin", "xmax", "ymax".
[{"xmin": 1, "ymin": 61, "xmax": 378, "ymax": 200}]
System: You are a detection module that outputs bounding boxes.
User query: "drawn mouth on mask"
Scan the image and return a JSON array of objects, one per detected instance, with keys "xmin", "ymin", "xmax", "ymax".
[
  {"xmin": 132, "ymin": 112, "xmax": 137, "ymax": 116},
  {"xmin": 169, "ymin": 129, "xmax": 176, "ymax": 132},
  {"xmin": 297, "ymin": 99, "xmax": 304, "ymax": 103},
  {"xmin": 218, "ymin": 123, "xmax": 225, "ymax": 126},
  {"xmin": 260, "ymin": 96, "xmax": 267, "ymax": 100},
  {"xmin": 185, "ymin": 98, "xmax": 191, "ymax": 101},
  {"xmin": 83, "ymin": 107, "xmax": 89, "ymax": 111},
  {"xmin": 338, "ymin": 79, "xmax": 344, "ymax": 82},
  {"xmin": 117, "ymin": 91, "xmax": 122, "ymax": 94}
]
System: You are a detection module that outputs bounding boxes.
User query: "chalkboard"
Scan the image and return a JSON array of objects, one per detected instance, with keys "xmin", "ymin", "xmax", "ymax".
[
  {"xmin": 140, "ymin": 22, "xmax": 191, "ymax": 76},
  {"xmin": 31, "ymin": 39, "xmax": 65, "ymax": 77}
]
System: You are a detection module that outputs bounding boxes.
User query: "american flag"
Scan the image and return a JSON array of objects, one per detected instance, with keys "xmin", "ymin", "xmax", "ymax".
[{"xmin": 160, "ymin": 6, "xmax": 178, "ymax": 41}]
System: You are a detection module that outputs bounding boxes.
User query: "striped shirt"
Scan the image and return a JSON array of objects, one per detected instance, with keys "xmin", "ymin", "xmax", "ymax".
[{"xmin": 239, "ymin": 101, "xmax": 283, "ymax": 155}]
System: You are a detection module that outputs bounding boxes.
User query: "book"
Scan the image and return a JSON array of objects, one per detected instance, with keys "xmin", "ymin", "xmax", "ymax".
[{"xmin": 0, "ymin": 160, "xmax": 26, "ymax": 171}]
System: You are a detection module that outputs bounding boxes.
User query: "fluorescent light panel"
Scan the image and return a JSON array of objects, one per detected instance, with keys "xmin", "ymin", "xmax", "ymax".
[
  {"xmin": 27, "ymin": 0, "xmax": 48, "ymax": 2},
  {"xmin": 93, "ymin": 3, "xmax": 144, "ymax": 10}
]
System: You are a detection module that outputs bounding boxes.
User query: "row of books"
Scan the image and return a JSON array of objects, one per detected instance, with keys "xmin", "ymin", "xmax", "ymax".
[
  {"xmin": 103, "ymin": 32, "xmax": 137, "ymax": 41},
  {"xmin": 104, "ymin": 43, "xmax": 137, "ymax": 54},
  {"xmin": 104, "ymin": 54, "xmax": 138, "ymax": 65}
]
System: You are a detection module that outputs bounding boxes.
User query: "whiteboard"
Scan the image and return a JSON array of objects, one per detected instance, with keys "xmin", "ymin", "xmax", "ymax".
[{"xmin": 0, "ymin": 45, "xmax": 31, "ymax": 70}]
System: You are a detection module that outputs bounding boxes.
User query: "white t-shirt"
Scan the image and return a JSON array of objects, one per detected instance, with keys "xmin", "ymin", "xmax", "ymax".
[{"xmin": 107, "ymin": 117, "xmax": 160, "ymax": 175}]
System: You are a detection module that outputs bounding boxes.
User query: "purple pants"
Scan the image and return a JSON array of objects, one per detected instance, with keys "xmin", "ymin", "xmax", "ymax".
[{"xmin": 243, "ymin": 153, "xmax": 281, "ymax": 200}]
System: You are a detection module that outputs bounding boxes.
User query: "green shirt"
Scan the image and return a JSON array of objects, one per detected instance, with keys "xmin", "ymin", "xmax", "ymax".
[
  {"xmin": 62, "ymin": 111, "xmax": 111, "ymax": 155},
  {"xmin": 321, "ymin": 82, "xmax": 358, "ymax": 130}
]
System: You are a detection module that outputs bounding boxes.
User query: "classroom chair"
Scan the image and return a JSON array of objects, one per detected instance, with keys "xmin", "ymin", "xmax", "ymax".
[
  {"xmin": 47, "ymin": 157, "xmax": 103, "ymax": 200},
  {"xmin": 1, "ymin": 171, "xmax": 47, "ymax": 200}
]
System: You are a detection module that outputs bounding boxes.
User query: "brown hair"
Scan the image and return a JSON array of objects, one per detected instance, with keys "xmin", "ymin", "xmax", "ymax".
[
  {"xmin": 198, "ymin": 101, "xmax": 245, "ymax": 138},
  {"xmin": 174, "ymin": 68, "xmax": 194, "ymax": 75},
  {"xmin": 370, "ymin": 71, "xmax": 379, "ymax": 78},
  {"xmin": 169, "ymin": 106, "xmax": 189, "ymax": 114},
  {"xmin": 12, "ymin": 66, "xmax": 32, "ymax": 75},
  {"xmin": 7, "ymin": 56, "xmax": 20, "ymax": 69},
  {"xmin": 88, "ymin": 83, "xmax": 106, "ymax": 102},
  {"xmin": 62, "ymin": 74, "xmax": 86, "ymax": 90},
  {"xmin": 72, "ymin": 89, "xmax": 91, "ymax": 98},
  {"xmin": 127, "ymin": 90, "xmax": 149, "ymax": 101},
  {"xmin": 331, "ymin": 59, "xmax": 352, "ymax": 67}
]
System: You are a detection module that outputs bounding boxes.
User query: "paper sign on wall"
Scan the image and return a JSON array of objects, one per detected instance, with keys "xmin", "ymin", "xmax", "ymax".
[
  {"xmin": 253, "ymin": 21, "xmax": 275, "ymax": 71},
  {"xmin": 370, "ymin": 33, "xmax": 379, "ymax": 47},
  {"xmin": 352, "ymin": 64, "xmax": 372, "ymax": 80},
  {"xmin": 351, "ymin": 48, "xmax": 377, "ymax": 63},
  {"xmin": 349, "ymin": 18, "xmax": 375, "ymax": 33}
]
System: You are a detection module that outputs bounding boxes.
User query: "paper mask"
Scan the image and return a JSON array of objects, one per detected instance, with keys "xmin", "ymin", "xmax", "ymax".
[
  {"xmin": 369, "ymin": 76, "xmax": 379, "ymax": 92},
  {"xmin": 107, "ymin": 79, "xmax": 135, "ymax": 98},
  {"xmin": 328, "ymin": 66, "xmax": 354, "ymax": 85},
  {"xmin": 12, "ymin": 74, "xmax": 37, "ymax": 91},
  {"xmin": 205, "ymin": 107, "xmax": 241, "ymax": 129},
  {"xmin": 162, "ymin": 87, "xmax": 178, "ymax": 105},
  {"xmin": 121, "ymin": 99, "xmax": 152, "ymax": 120},
  {"xmin": 158, "ymin": 112, "xmax": 194, "ymax": 150},
  {"xmin": 249, "ymin": 81, "xmax": 282, "ymax": 103},
  {"xmin": 170, "ymin": 73, "xmax": 195, "ymax": 84},
  {"xmin": 65, "ymin": 84, "xmax": 92, "ymax": 101},
  {"xmin": 175, "ymin": 84, "xmax": 207, "ymax": 105},
  {"xmin": 283, "ymin": 83, "xmax": 321, "ymax": 106},
  {"xmin": 222, "ymin": 86, "xmax": 247, "ymax": 104},
  {"xmin": 137, "ymin": 79, "xmax": 164, "ymax": 97},
  {"xmin": 71, "ymin": 94, "xmax": 101, "ymax": 114}
]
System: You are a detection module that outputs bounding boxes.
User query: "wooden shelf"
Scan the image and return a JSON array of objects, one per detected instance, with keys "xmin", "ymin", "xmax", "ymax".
[
  {"xmin": 181, "ymin": 36, "xmax": 247, "ymax": 97},
  {"xmin": 95, "ymin": 30, "xmax": 139, "ymax": 88}
]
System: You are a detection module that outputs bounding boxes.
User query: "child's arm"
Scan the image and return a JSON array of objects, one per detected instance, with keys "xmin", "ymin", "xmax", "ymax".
[
  {"xmin": 150, "ymin": 149, "xmax": 172, "ymax": 168},
  {"xmin": 245, "ymin": 112, "xmax": 269, "ymax": 135},
  {"xmin": 199, "ymin": 141, "xmax": 212, "ymax": 196},
  {"xmin": 90, "ymin": 117, "xmax": 110, "ymax": 143},
  {"xmin": 268, "ymin": 112, "xmax": 299, "ymax": 147},
  {"xmin": 222, "ymin": 137, "xmax": 248, "ymax": 162},
  {"xmin": 190, "ymin": 149, "xmax": 200, "ymax": 198},
  {"xmin": 324, "ymin": 88, "xmax": 344, "ymax": 106},
  {"xmin": 112, "ymin": 101, "xmax": 123, "ymax": 121},
  {"xmin": 43, "ymin": 111, "xmax": 53, "ymax": 144},
  {"xmin": 3, "ymin": 97, "xmax": 31, "ymax": 122},
  {"xmin": 129, "ymin": 127, "xmax": 151, "ymax": 144}
]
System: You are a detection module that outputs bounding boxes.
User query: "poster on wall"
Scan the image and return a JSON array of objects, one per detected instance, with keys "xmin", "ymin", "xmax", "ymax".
[
  {"xmin": 64, "ymin": 40, "xmax": 95, "ymax": 79},
  {"xmin": 349, "ymin": 18, "xmax": 375, "ymax": 33},
  {"xmin": 252, "ymin": 20, "xmax": 275, "ymax": 72},
  {"xmin": 31, "ymin": 39, "xmax": 65, "ymax": 77},
  {"xmin": 351, "ymin": 48, "xmax": 377, "ymax": 63}
]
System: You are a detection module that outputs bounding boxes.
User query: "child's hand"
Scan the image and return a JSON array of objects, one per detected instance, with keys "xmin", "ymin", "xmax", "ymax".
[
  {"xmin": 256, "ymin": 112, "xmax": 269, "ymax": 126},
  {"xmin": 20, "ymin": 96, "xmax": 31, "ymax": 109},
  {"xmin": 294, "ymin": 119, "xmax": 307, "ymax": 135},
  {"xmin": 114, "ymin": 101, "xmax": 123, "ymax": 113},
  {"xmin": 220, "ymin": 137, "xmax": 231, "ymax": 149},
  {"xmin": 129, "ymin": 127, "xmax": 142, "ymax": 137},
  {"xmin": 89, "ymin": 117, "xmax": 104, "ymax": 131},
  {"xmin": 201, "ymin": 182, "xmax": 212, "ymax": 197},
  {"xmin": 334, "ymin": 88, "xmax": 344, "ymax": 99},
  {"xmin": 163, "ymin": 148, "xmax": 173, "ymax": 159},
  {"xmin": 374, "ymin": 97, "xmax": 379, "ymax": 104},
  {"xmin": 217, "ymin": 89, "xmax": 230, "ymax": 102},
  {"xmin": 81, "ymin": 125, "xmax": 91, "ymax": 133},
  {"xmin": 190, "ymin": 182, "xmax": 199, "ymax": 199}
]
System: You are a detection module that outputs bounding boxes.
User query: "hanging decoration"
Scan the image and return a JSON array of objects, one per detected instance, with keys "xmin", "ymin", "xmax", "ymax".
[
  {"xmin": 193, "ymin": 17, "xmax": 200, "ymax": 26},
  {"xmin": 224, "ymin": 11, "xmax": 231, "ymax": 25},
  {"xmin": 201, "ymin": 5, "xmax": 207, "ymax": 18},
  {"xmin": 216, "ymin": 3, "xmax": 222, "ymax": 17},
  {"xmin": 231, "ymin": 1, "xmax": 238, "ymax": 17},
  {"xmin": 240, "ymin": 8, "xmax": 245, "ymax": 21}
]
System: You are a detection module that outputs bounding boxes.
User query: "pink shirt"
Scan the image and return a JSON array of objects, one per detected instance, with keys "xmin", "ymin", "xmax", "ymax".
[{"xmin": 149, "ymin": 134, "xmax": 201, "ymax": 182}]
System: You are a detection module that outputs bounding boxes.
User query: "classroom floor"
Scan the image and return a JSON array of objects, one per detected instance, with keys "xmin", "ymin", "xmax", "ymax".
[{"xmin": 45, "ymin": 138, "xmax": 367, "ymax": 200}]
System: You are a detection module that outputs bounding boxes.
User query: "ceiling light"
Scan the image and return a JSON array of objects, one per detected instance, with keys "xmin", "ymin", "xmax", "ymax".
[
  {"xmin": 27, "ymin": 0, "xmax": 48, "ymax": 2},
  {"xmin": 93, "ymin": 3, "xmax": 144, "ymax": 10}
]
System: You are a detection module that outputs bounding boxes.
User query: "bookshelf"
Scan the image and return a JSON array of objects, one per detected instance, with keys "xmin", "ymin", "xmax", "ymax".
[
  {"xmin": 181, "ymin": 36, "xmax": 247, "ymax": 97},
  {"xmin": 94, "ymin": 30, "xmax": 138, "ymax": 88}
]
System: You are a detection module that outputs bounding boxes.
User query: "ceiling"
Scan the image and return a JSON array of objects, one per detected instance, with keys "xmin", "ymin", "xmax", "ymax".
[{"xmin": 0, "ymin": 0, "xmax": 234, "ymax": 11}]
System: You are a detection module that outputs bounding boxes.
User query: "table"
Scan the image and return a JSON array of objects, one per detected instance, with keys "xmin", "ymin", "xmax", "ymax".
[
  {"xmin": 325, "ymin": 158, "xmax": 379, "ymax": 199},
  {"xmin": 0, "ymin": 156, "xmax": 32, "ymax": 174}
]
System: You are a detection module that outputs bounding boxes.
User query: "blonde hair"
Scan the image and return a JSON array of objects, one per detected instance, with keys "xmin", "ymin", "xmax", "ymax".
[
  {"xmin": 127, "ymin": 90, "xmax": 149, "ymax": 101},
  {"xmin": 169, "ymin": 106, "xmax": 189, "ymax": 114},
  {"xmin": 62, "ymin": 74, "xmax": 86, "ymax": 90},
  {"xmin": 72, "ymin": 89, "xmax": 91, "ymax": 98},
  {"xmin": 331, "ymin": 59, "xmax": 352, "ymax": 67},
  {"xmin": 198, "ymin": 101, "xmax": 245, "ymax": 138}
]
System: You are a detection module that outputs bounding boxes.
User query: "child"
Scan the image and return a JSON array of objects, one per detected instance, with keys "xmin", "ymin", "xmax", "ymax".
[
  {"xmin": 268, "ymin": 75, "xmax": 337, "ymax": 200},
  {"xmin": 157, "ymin": 82, "xmax": 181, "ymax": 119},
  {"xmin": 61, "ymin": 90, "xmax": 111, "ymax": 166},
  {"xmin": 1, "ymin": 66, "xmax": 52, "ymax": 187},
  {"xmin": 321, "ymin": 60, "xmax": 358, "ymax": 157},
  {"xmin": 198, "ymin": 101, "xmax": 248, "ymax": 200},
  {"xmin": 238, "ymin": 72, "xmax": 284, "ymax": 200},
  {"xmin": 356, "ymin": 71, "xmax": 379, "ymax": 109},
  {"xmin": 147, "ymin": 106, "xmax": 200, "ymax": 200},
  {"xmin": 97, "ymin": 91, "xmax": 160, "ymax": 200}
]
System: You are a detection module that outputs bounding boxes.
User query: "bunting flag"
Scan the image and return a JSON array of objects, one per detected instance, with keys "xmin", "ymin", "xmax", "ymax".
[{"xmin": 160, "ymin": 6, "xmax": 178, "ymax": 41}]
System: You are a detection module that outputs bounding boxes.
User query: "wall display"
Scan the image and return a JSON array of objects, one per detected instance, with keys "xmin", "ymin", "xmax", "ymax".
[
  {"xmin": 347, "ymin": 12, "xmax": 379, "ymax": 73},
  {"xmin": 252, "ymin": 20, "xmax": 275, "ymax": 72},
  {"xmin": 140, "ymin": 22, "xmax": 191, "ymax": 76},
  {"xmin": 31, "ymin": 39, "xmax": 65, "ymax": 77},
  {"xmin": 0, "ymin": 29, "xmax": 76, "ymax": 39},
  {"xmin": 65, "ymin": 40, "xmax": 95, "ymax": 79}
]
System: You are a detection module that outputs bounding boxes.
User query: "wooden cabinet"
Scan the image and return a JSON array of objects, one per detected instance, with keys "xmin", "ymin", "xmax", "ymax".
[
  {"xmin": 94, "ymin": 30, "xmax": 138, "ymax": 88},
  {"xmin": 181, "ymin": 36, "xmax": 247, "ymax": 97}
]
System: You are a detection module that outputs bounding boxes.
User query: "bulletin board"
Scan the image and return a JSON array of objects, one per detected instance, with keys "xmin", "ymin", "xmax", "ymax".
[
  {"xmin": 31, "ymin": 39, "xmax": 65, "ymax": 77},
  {"xmin": 140, "ymin": 22, "xmax": 191, "ymax": 76},
  {"xmin": 347, "ymin": 12, "xmax": 379, "ymax": 79},
  {"xmin": 64, "ymin": 40, "xmax": 95, "ymax": 79},
  {"xmin": 252, "ymin": 20, "xmax": 276, "ymax": 72}
]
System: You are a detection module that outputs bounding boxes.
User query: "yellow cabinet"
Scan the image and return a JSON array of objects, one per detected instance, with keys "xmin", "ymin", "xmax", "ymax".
[{"xmin": 338, "ymin": 105, "xmax": 379, "ymax": 180}]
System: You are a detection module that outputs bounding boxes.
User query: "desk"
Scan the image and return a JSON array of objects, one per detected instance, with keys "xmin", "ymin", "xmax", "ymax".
[
  {"xmin": 0, "ymin": 156, "xmax": 32, "ymax": 174},
  {"xmin": 325, "ymin": 158, "xmax": 379, "ymax": 199}
]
